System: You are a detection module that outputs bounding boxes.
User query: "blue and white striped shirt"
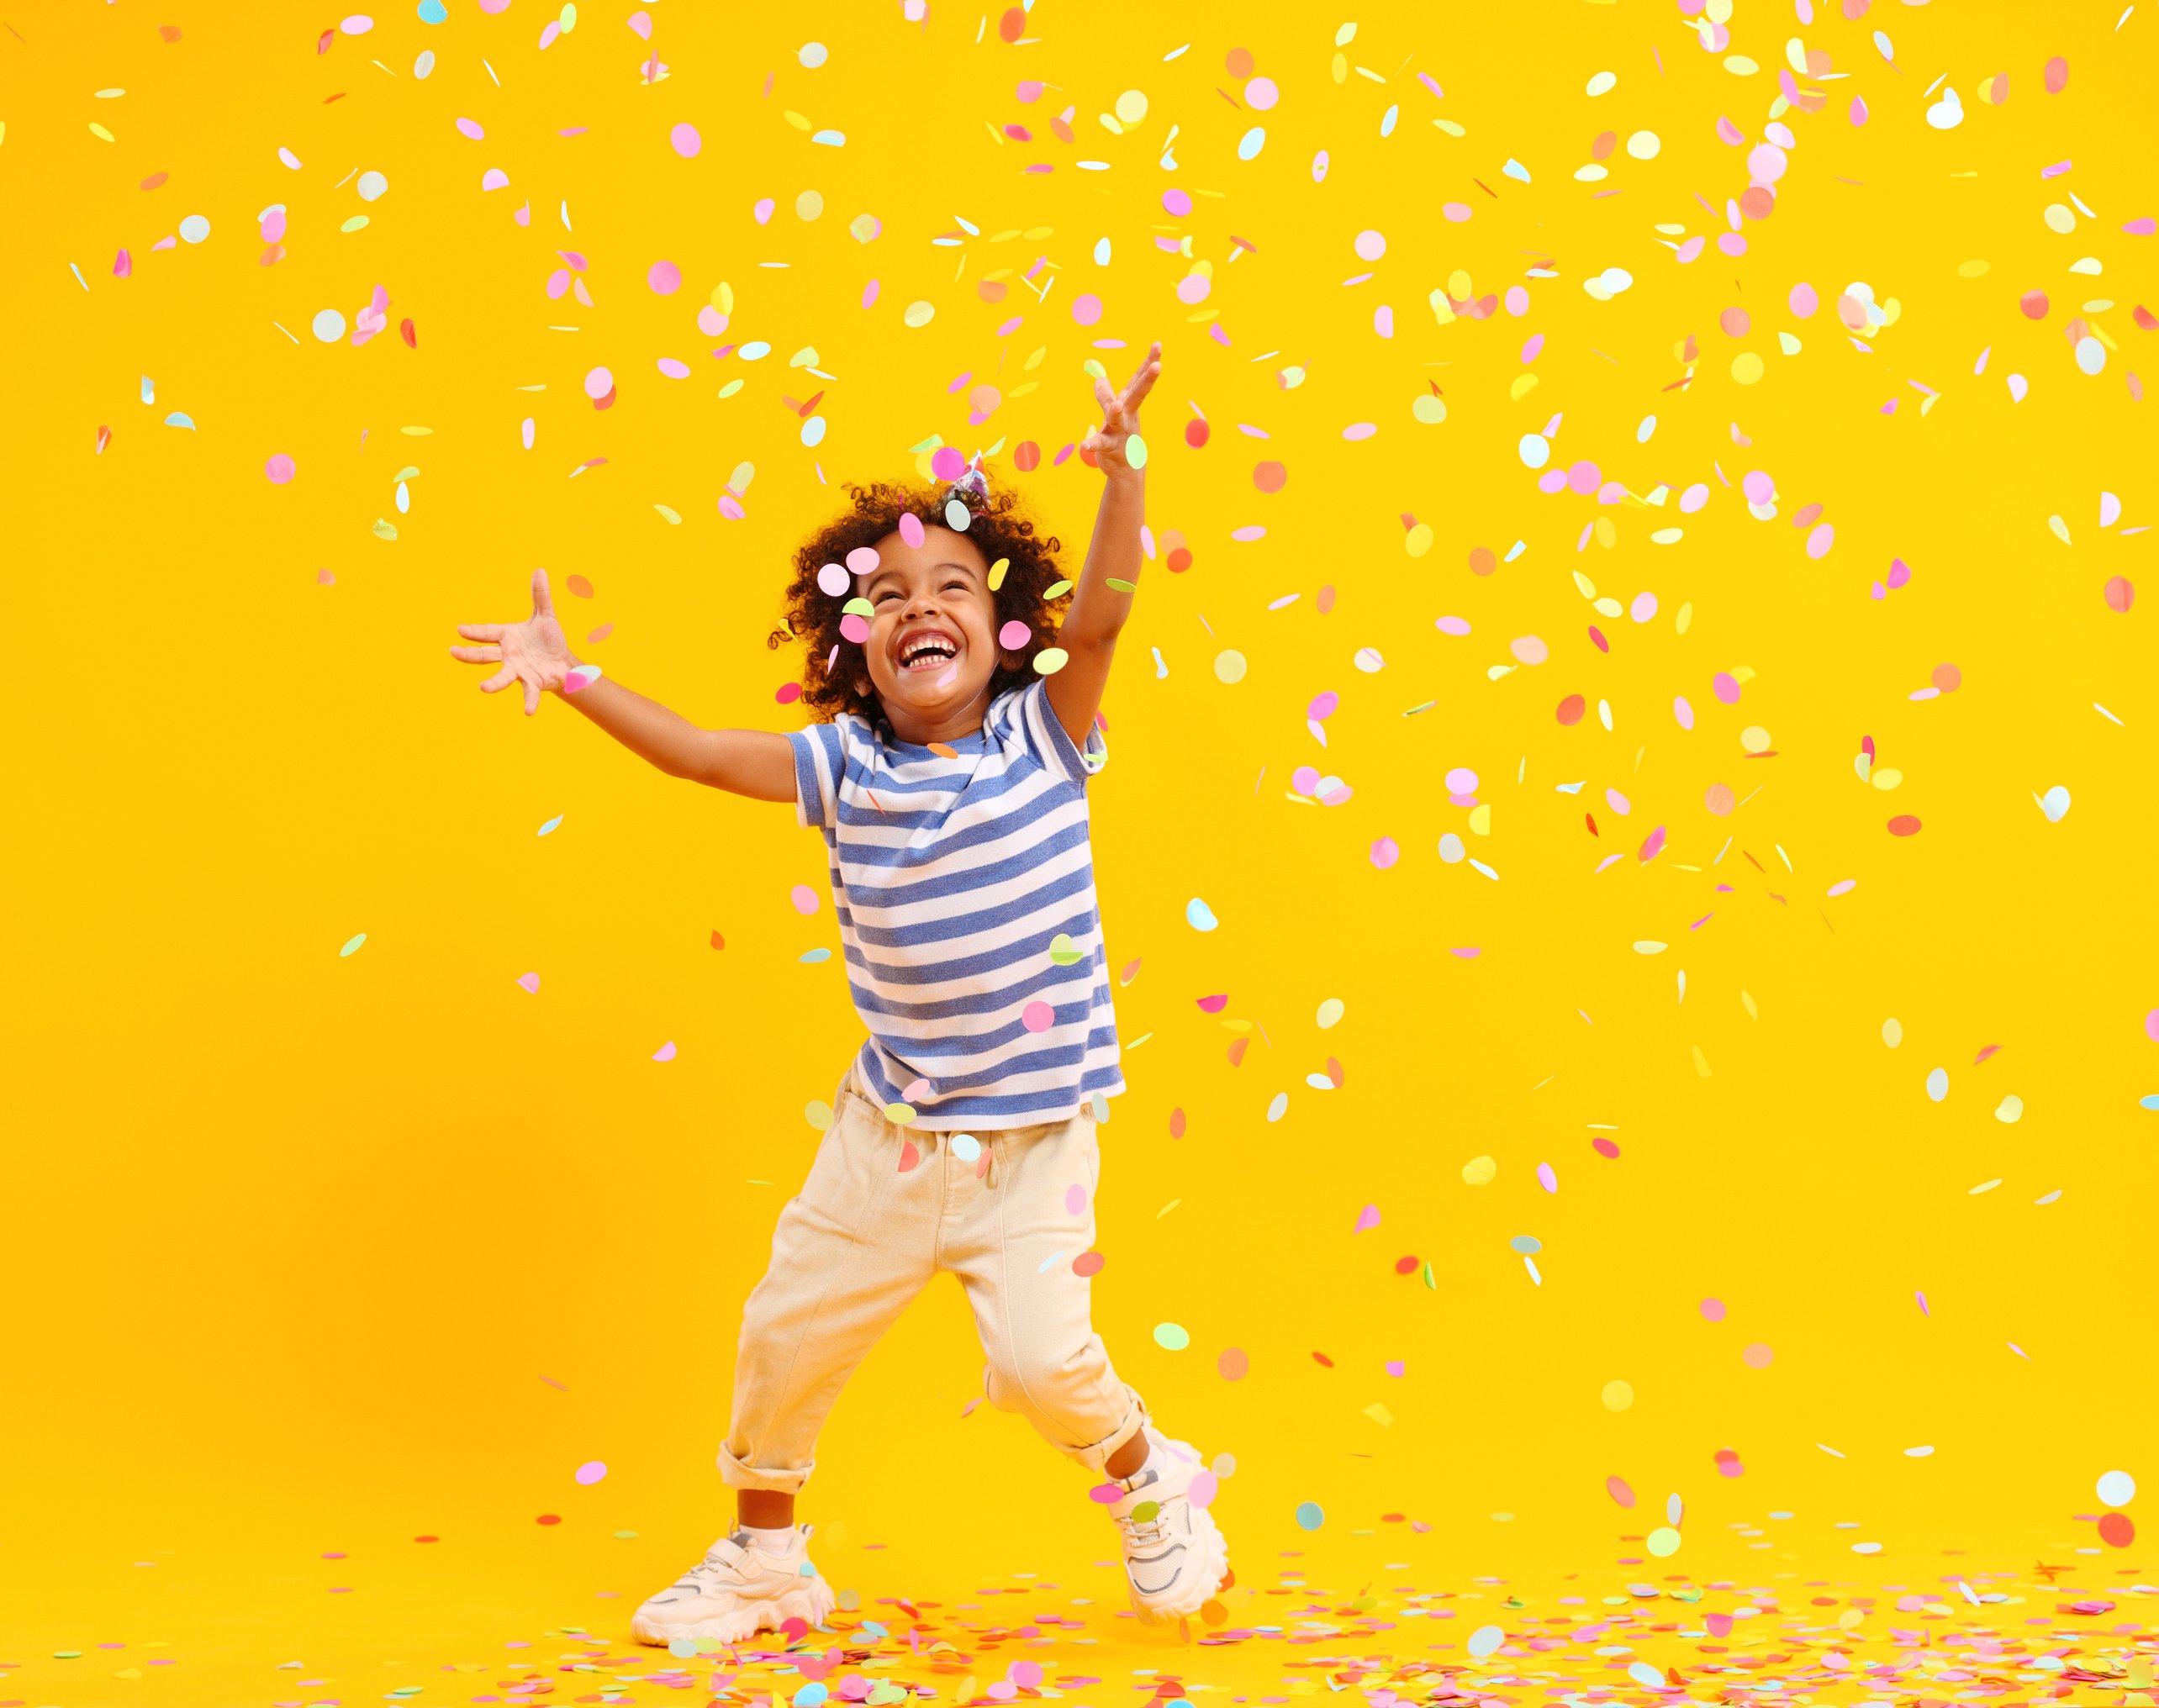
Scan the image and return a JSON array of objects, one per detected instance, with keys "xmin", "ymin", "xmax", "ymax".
[{"xmin": 788, "ymin": 678, "xmax": 1127, "ymax": 1129}]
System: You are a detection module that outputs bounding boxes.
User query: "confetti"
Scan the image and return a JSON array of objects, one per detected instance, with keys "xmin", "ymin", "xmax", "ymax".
[{"xmin": 30, "ymin": 6, "xmax": 2156, "ymax": 1680}]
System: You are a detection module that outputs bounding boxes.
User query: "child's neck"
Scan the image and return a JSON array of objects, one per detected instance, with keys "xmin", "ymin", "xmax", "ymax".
[{"xmin": 881, "ymin": 690, "xmax": 990, "ymax": 747}]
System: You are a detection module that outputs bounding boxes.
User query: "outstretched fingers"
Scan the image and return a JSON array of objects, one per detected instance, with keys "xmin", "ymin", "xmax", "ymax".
[{"xmin": 1122, "ymin": 341, "xmax": 1163, "ymax": 411}]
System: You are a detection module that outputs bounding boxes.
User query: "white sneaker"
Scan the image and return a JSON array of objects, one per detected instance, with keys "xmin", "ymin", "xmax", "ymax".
[
  {"xmin": 1109, "ymin": 1431, "xmax": 1230, "ymax": 1624},
  {"xmin": 630, "ymin": 1525, "xmax": 837, "ymax": 1647}
]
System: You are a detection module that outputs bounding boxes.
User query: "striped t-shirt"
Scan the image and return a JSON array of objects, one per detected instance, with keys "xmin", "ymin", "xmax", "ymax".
[{"xmin": 787, "ymin": 677, "xmax": 1126, "ymax": 1130}]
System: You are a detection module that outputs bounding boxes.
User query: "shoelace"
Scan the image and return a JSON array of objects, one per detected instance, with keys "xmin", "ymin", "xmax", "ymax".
[{"xmin": 1116, "ymin": 1502, "xmax": 1169, "ymax": 1551}]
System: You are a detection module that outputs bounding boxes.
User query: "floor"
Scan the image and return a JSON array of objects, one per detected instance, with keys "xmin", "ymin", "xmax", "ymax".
[{"xmin": 8, "ymin": 1525, "xmax": 2151, "ymax": 1708}]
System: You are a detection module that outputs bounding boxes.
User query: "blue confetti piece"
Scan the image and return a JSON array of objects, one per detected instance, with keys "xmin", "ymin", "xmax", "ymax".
[
  {"xmin": 1185, "ymin": 897, "xmax": 1217, "ymax": 930},
  {"xmin": 800, "ymin": 947, "xmax": 831, "ymax": 964},
  {"xmin": 1293, "ymin": 1500, "xmax": 1323, "ymax": 1531},
  {"xmin": 1628, "ymin": 1664, "xmax": 1664, "ymax": 1689},
  {"xmin": 1510, "ymin": 1234, "xmax": 1542, "ymax": 1254},
  {"xmin": 1152, "ymin": 646, "xmax": 1168, "ymax": 679},
  {"xmin": 811, "ymin": 129, "xmax": 846, "ymax": 146},
  {"xmin": 1502, "ymin": 157, "xmax": 1532, "ymax": 182},
  {"xmin": 165, "ymin": 412, "xmax": 196, "ymax": 430},
  {"xmin": 140, "ymin": 375, "xmax": 155, "ymax": 404},
  {"xmin": 2141, "ymin": 1094, "xmax": 2159, "ymax": 1110},
  {"xmin": 1469, "ymin": 858, "xmax": 1500, "ymax": 880},
  {"xmin": 537, "ymin": 814, "xmax": 563, "ymax": 836}
]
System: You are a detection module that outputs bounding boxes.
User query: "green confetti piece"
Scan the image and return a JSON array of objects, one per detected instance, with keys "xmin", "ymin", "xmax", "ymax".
[
  {"xmin": 1106, "ymin": 577, "xmax": 1138, "ymax": 592},
  {"xmin": 339, "ymin": 933, "xmax": 367, "ymax": 957},
  {"xmin": 340, "ymin": 214, "xmax": 371, "ymax": 233},
  {"xmin": 1126, "ymin": 432, "xmax": 1148, "ymax": 469},
  {"xmin": 1042, "ymin": 579, "xmax": 1074, "ymax": 598}
]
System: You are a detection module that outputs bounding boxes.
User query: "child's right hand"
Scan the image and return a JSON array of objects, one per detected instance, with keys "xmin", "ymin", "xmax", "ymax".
[{"xmin": 448, "ymin": 567, "xmax": 581, "ymax": 716}]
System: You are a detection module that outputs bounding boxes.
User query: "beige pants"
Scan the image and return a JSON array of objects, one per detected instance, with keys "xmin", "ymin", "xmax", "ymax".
[{"xmin": 717, "ymin": 1060, "xmax": 1152, "ymax": 1495}]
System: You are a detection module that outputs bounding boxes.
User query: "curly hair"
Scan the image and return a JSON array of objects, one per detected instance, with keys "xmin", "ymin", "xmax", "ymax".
[{"xmin": 767, "ymin": 478, "xmax": 1072, "ymax": 726}]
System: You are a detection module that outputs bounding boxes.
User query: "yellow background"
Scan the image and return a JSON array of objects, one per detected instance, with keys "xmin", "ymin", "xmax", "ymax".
[{"xmin": 4, "ymin": 0, "xmax": 2153, "ymax": 1697}]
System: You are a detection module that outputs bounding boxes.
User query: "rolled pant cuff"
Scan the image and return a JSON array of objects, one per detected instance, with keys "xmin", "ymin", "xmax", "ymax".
[
  {"xmin": 1068, "ymin": 1387, "xmax": 1153, "ymax": 1479},
  {"xmin": 717, "ymin": 1442, "xmax": 814, "ymax": 1495}
]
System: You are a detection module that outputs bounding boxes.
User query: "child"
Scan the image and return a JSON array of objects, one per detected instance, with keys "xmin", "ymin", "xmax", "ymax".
[{"xmin": 448, "ymin": 342, "xmax": 1231, "ymax": 1642}]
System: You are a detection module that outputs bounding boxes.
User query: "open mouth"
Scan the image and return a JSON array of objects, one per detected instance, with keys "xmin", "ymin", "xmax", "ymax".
[{"xmin": 896, "ymin": 630, "xmax": 961, "ymax": 674}]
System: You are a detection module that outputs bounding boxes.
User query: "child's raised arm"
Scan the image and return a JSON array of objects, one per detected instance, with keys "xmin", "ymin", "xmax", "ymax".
[
  {"xmin": 449, "ymin": 567, "xmax": 796, "ymax": 803},
  {"xmin": 1046, "ymin": 340, "xmax": 1161, "ymax": 755}
]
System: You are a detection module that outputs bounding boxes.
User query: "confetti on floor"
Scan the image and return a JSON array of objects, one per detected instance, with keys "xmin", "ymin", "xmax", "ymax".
[{"xmin": 7, "ymin": 1538, "xmax": 2156, "ymax": 1708}]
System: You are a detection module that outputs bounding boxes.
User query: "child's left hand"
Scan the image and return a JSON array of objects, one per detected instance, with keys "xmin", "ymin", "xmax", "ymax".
[{"xmin": 1080, "ymin": 341, "xmax": 1162, "ymax": 479}]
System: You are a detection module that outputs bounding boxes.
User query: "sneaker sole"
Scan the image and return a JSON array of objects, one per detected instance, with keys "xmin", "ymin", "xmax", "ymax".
[{"xmin": 631, "ymin": 1580, "xmax": 835, "ymax": 1647}]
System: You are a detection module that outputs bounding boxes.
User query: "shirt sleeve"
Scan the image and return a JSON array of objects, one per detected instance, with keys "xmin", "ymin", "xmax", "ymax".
[
  {"xmin": 992, "ymin": 677, "xmax": 1109, "ymax": 787},
  {"xmin": 786, "ymin": 721, "xmax": 847, "ymax": 830}
]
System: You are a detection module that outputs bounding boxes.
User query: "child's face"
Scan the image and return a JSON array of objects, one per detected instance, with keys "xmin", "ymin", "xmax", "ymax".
[{"xmin": 853, "ymin": 525, "xmax": 1005, "ymax": 726}]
